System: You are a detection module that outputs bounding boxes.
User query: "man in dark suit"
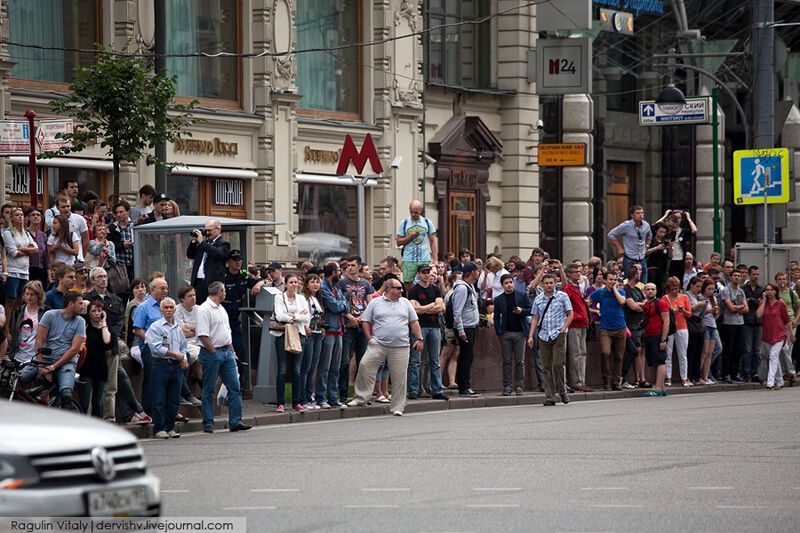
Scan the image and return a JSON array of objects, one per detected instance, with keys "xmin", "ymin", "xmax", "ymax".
[
  {"xmin": 187, "ymin": 219, "xmax": 230, "ymax": 304},
  {"xmin": 493, "ymin": 273, "xmax": 532, "ymax": 396}
]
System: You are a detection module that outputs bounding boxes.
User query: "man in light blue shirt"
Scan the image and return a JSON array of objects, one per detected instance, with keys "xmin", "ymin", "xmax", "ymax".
[
  {"xmin": 608, "ymin": 205, "xmax": 652, "ymax": 282},
  {"xmin": 145, "ymin": 297, "xmax": 189, "ymax": 438},
  {"xmin": 396, "ymin": 200, "xmax": 438, "ymax": 282},
  {"xmin": 133, "ymin": 277, "xmax": 169, "ymax": 414},
  {"xmin": 528, "ymin": 274, "xmax": 573, "ymax": 406}
]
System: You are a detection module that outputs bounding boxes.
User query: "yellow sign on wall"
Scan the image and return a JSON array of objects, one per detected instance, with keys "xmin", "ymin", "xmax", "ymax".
[
  {"xmin": 538, "ymin": 143, "xmax": 586, "ymax": 167},
  {"xmin": 732, "ymin": 148, "xmax": 791, "ymax": 205}
]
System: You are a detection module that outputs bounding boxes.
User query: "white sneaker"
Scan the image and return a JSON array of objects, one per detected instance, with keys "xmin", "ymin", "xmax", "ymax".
[
  {"xmin": 346, "ymin": 400, "xmax": 363, "ymax": 407},
  {"xmin": 622, "ymin": 382, "xmax": 636, "ymax": 389},
  {"xmin": 154, "ymin": 431, "xmax": 170, "ymax": 439},
  {"xmin": 168, "ymin": 431, "xmax": 180, "ymax": 438},
  {"xmin": 319, "ymin": 402, "xmax": 331, "ymax": 409},
  {"xmin": 391, "ymin": 410, "xmax": 403, "ymax": 416}
]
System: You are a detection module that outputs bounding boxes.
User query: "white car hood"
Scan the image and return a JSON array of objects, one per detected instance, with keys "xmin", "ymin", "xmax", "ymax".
[{"xmin": 0, "ymin": 402, "xmax": 135, "ymax": 456}]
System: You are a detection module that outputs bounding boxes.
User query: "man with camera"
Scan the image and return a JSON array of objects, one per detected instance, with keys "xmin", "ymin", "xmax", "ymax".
[{"xmin": 187, "ymin": 219, "xmax": 230, "ymax": 304}]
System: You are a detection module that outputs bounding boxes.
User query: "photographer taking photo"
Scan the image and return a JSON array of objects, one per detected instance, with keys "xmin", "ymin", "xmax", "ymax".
[{"xmin": 187, "ymin": 220, "xmax": 230, "ymax": 305}]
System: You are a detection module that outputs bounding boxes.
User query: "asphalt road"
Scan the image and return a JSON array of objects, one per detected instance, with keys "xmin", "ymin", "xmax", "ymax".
[{"xmin": 142, "ymin": 388, "xmax": 800, "ymax": 532}]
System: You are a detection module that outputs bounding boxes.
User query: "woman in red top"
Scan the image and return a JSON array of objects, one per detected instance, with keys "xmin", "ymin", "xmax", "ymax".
[
  {"xmin": 663, "ymin": 276, "xmax": 692, "ymax": 387},
  {"xmin": 756, "ymin": 283, "xmax": 795, "ymax": 389}
]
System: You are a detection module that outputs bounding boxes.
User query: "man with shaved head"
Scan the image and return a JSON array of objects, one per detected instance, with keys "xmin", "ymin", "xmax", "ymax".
[{"xmin": 396, "ymin": 200, "xmax": 438, "ymax": 283}]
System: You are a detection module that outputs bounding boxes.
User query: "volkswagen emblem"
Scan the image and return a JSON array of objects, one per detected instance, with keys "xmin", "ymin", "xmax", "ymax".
[{"xmin": 91, "ymin": 447, "xmax": 116, "ymax": 482}]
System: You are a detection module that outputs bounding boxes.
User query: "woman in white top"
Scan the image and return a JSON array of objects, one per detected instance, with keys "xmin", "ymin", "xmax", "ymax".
[
  {"xmin": 3, "ymin": 207, "xmax": 38, "ymax": 324},
  {"xmin": 47, "ymin": 214, "xmax": 80, "ymax": 266},
  {"xmin": 478, "ymin": 256, "xmax": 509, "ymax": 303},
  {"xmin": 271, "ymin": 272, "xmax": 310, "ymax": 412}
]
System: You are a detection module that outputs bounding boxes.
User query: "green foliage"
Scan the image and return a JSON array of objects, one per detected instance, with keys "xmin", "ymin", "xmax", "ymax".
[{"xmin": 46, "ymin": 48, "xmax": 199, "ymax": 195}]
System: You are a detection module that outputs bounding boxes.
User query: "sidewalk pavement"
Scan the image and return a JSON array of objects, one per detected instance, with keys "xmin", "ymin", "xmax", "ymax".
[{"xmin": 126, "ymin": 382, "xmax": 773, "ymax": 439}]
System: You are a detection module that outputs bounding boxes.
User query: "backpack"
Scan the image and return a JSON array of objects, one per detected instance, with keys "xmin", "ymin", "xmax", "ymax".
[
  {"xmin": 644, "ymin": 297, "xmax": 677, "ymax": 336},
  {"xmin": 444, "ymin": 283, "xmax": 472, "ymax": 329},
  {"xmin": 399, "ymin": 217, "xmax": 433, "ymax": 258}
]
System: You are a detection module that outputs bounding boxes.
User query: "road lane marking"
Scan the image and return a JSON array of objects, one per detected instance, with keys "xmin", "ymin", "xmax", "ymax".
[
  {"xmin": 589, "ymin": 504, "xmax": 643, "ymax": 509},
  {"xmin": 249, "ymin": 488, "xmax": 300, "ymax": 493},
  {"xmin": 465, "ymin": 504, "xmax": 520, "ymax": 508},
  {"xmin": 580, "ymin": 487, "xmax": 628, "ymax": 491},
  {"xmin": 472, "ymin": 487, "xmax": 522, "ymax": 492},
  {"xmin": 222, "ymin": 506, "xmax": 276, "ymax": 511},
  {"xmin": 687, "ymin": 486, "xmax": 735, "ymax": 490},
  {"xmin": 345, "ymin": 504, "xmax": 399, "ymax": 509},
  {"xmin": 716, "ymin": 505, "xmax": 766, "ymax": 510},
  {"xmin": 361, "ymin": 488, "xmax": 411, "ymax": 492},
  {"xmin": 161, "ymin": 489, "xmax": 189, "ymax": 493}
]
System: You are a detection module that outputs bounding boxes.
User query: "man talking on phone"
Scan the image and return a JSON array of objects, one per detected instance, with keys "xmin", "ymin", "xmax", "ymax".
[{"xmin": 187, "ymin": 219, "xmax": 230, "ymax": 304}]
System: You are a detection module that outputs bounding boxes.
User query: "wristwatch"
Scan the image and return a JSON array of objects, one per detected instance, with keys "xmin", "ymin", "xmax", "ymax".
[{"xmin": 660, "ymin": 338, "xmax": 667, "ymax": 343}]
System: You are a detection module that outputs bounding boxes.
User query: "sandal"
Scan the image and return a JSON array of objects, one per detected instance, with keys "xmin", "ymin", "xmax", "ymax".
[
  {"xmin": 376, "ymin": 395, "xmax": 390, "ymax": 403},
  {"xmin": 175, "ymin": 413, "xmax": 190, "ymax": 423}
]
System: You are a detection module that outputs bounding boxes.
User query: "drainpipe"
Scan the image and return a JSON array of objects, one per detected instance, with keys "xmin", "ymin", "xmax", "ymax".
[{"xmin": 671, "ymin": 0, "xmax": 702, "ymax": 40}]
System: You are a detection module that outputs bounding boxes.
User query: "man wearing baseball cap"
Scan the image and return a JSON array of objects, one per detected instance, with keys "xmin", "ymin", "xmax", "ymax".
[
  {"xmin": 139, "ymin": 192, "xmax": 174, "ymax": 225},
  {"xmin": 265, "ymin": 261, "xmax": 285, "ymax": 292},
  {"xmin": 222, "ymin": 249, "xmax": 264, "ymax": 387}
]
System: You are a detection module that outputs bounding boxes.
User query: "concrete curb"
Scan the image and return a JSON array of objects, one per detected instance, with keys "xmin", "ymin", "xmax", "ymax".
[{"xmin": 128, "ymin": 381, "xmax": 777, "ymax": 439}]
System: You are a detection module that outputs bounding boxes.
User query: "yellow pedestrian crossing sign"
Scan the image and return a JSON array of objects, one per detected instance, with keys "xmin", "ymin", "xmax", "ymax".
[{"xmin": 733, "ymin": 148, "xmax": 791, "ymax": 205}]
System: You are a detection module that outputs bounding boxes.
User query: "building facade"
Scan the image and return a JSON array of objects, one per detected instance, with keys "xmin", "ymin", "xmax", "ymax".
[{"xmin": 2, "ymin": 0, "xmax": 800, "ymax": 267}]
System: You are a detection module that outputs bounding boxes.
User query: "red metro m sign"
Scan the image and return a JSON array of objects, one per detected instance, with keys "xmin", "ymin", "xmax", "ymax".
[{"xmin": 336, "ymin": 133, "xmax": 384, "ymax": 176}]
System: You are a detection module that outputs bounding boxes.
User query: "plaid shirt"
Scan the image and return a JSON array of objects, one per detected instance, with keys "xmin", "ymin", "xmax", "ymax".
[
  {"xmin": 531, "ymin": 290, "xmax": 572, "ymax": 342},
  {"xmin": 112, "ymin": 220, "xmax": 134, "ymax": 266}
]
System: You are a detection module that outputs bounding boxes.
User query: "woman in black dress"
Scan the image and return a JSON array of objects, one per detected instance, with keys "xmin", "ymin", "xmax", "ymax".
[{"xmin": 79, "ymin": 299, "xmax": 113, "ymax": 417}]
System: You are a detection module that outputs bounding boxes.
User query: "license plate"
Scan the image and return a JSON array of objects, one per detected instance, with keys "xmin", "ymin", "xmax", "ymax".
[{"xmin": 87, "ymin": 486, "xmax": 147, "ymax": 516}]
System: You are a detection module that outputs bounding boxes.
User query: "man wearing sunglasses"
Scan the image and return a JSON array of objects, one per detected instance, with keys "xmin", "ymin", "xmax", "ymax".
[
  {"xmin": 347, "ymin": 279, "xmax": 423, "ymax": 416},
  {"xmin": 608, "ymin": 205, "xmax": 652, "ymax": 283}
]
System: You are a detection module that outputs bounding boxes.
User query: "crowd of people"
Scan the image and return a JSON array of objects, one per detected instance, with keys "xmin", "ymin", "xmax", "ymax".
[{"xmin": 3, "ymin": 191, "xmax": 800, "ymax": 430}]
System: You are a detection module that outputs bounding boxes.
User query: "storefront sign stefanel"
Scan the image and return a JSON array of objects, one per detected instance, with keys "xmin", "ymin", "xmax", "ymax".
[
  {"xmin": 174, "ymin": 137, "xmax": 238, "ymax": 156},
  {"xmin": 303, "ymin": 146, "xmax": 340, "ymax": 164}
]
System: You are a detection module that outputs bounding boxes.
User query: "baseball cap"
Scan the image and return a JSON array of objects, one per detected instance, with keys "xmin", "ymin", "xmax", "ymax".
[
  {"xmin": 416, "ymin": 264, "xmax": 432, "ymax": 273},
  {"xmin": 266, "ymin": 261, "xmax": 282, "ymax": 271},
  {"xmin": 461, "ymin": 261, "xmax": 479, "ymax": 275},
  {"xmin": 155, "ymin": 192, "xmax": 170, "ymax": 203},
  {"xmin": 228, "ymin": 249, "xmax": 242, "ymax": 261}
]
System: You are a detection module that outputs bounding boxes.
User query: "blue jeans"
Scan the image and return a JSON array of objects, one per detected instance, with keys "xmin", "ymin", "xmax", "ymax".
[
  {"xmin": 409, "ymin": 327, "xmax": 444, "ymax": 395},
  {"xmin": 622, "ymin": 256, "xmax": 648, "ymax": 283},
  {"xmin": 21, "ymin": 361, "xmax": 77, "ymax": 397},
  {"xmin": 741, "ymin": 324, "xmax": 762, "ymax": 377},
  {"xmin": 139, "ymin": 344, "xmax": 153, "ymax": 414},
  {"xmin": 275, "ymin": 335, "xmax": 305, "ymax": 406},
  {"xmin": 339, "ymin": 327, "xmax": 368, "ymax": 399},
  {"xmin": 300, "ymin": 332, "xmax": 323, "ymax": 404},
  {"xmin": 199, "ymin": 347, "xmax": 242, "ymax": 429},
  {"xmin": 150, "ymin": 358, "xmax": 182, "ymax": 433},
  {"xmin": 316, "ymin": 335, "xmax": 342, "ymax": 404},
  {"xmin": 78, "ymin": 376, "xmax": 106, "ymax": 418}
]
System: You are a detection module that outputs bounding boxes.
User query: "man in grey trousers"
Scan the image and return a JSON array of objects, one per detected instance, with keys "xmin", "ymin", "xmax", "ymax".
[{"xmin": 493, "ymin": 273, "xmax": 531, "ymax": 395}]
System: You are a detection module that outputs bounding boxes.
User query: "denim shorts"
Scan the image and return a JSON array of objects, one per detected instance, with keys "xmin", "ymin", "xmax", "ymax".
[
  {"xmin": 4, "ymin": 276, "xmax": 26, "ymax": 299},
  {"xmin": 704, "ymin": 326, "xmax": 720, "ymax": 342}
]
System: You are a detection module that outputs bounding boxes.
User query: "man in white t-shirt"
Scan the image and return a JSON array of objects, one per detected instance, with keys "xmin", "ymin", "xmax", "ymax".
[{"xmin": 51, "ymin": 196, "xmax": 89, "ymax": 262}]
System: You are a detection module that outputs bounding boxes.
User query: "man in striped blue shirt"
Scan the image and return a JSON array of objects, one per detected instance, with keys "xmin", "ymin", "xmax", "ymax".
[
  {"xmin": 528, "ymin": 274, "xmax": 573, "ymax": 406},
  {"xmin": 145, "ymin": 297, "xmax": 189, "ymax": 439}
]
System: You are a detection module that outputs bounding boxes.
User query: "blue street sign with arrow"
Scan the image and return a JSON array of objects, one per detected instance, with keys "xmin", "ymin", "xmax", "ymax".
[{"xmin": 639, "ymin": 97, "xmax": 710, "ymax": 126}]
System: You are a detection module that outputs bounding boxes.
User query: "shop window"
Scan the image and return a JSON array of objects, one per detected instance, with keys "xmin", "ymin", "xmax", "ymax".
[
  {"xmin": 167, "ymin": 0, "xmax": 240, "ymax": 104},
  {"xmin": 167, "ymin": 176, "xmax": 202, "ymax": 216},
  {"xmin": 296, "ymin": 183, "xmax": 358, "ymax": 263},
  {"xmin": 448, "ymin": 192, "xmax": 476, "ymax": 256},
  {"xmin": 8, "ymin": 0, "xmax": 101, "ymax": 86},
  {"xmin": 46, "ymin": 167, "xmax": 104, "ymax": 205},
  {"xmin": 605, "ymin": 161, "xmax": 637, "ymax": 258},
  {"xmin": 166, "ymin": 175, "xmax": 248, "ymax": 218},
  {"xmin": 296, "ymin": 0, "xmax": 361, "ymax": 117},
  {"xmin": 426, "ymin": 0, "xmax": 491, "ymax": 89}
]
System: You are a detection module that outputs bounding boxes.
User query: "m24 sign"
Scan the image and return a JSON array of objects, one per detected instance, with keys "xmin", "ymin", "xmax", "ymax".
[{"xmin": 535, "ymin": 38, "xmax": 592, "ymax": 95}]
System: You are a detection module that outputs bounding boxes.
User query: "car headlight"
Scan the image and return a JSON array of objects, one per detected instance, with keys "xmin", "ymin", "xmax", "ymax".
[{"xmin": 0, "ymin": 455, "xmax": 39, "ymax": 489}]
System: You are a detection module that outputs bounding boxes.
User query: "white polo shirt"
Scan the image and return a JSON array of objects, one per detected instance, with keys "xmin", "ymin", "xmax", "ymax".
[{"xmin": 196, "ymin": 298, "xmax": 232, "ymax": 349}]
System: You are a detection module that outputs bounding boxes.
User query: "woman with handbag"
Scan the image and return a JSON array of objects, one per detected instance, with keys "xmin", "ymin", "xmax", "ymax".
[
  {"xmin": 686, "ymin": 277, "xmax": 707, "ymax": 384},
  {"xmin": 271, "ymin": 272, "xmax": 310, "ymax": 412},
  {"xmin": 300, "ymin": 274, "xmax": 325, "ymax": 409},
  {"xmin": 757, "ymin": 283, "xmax": 795, "ymax": 390},
  {"xmin": 87, "ymin": 223, "xmax": 117, "ymax": 270}
]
